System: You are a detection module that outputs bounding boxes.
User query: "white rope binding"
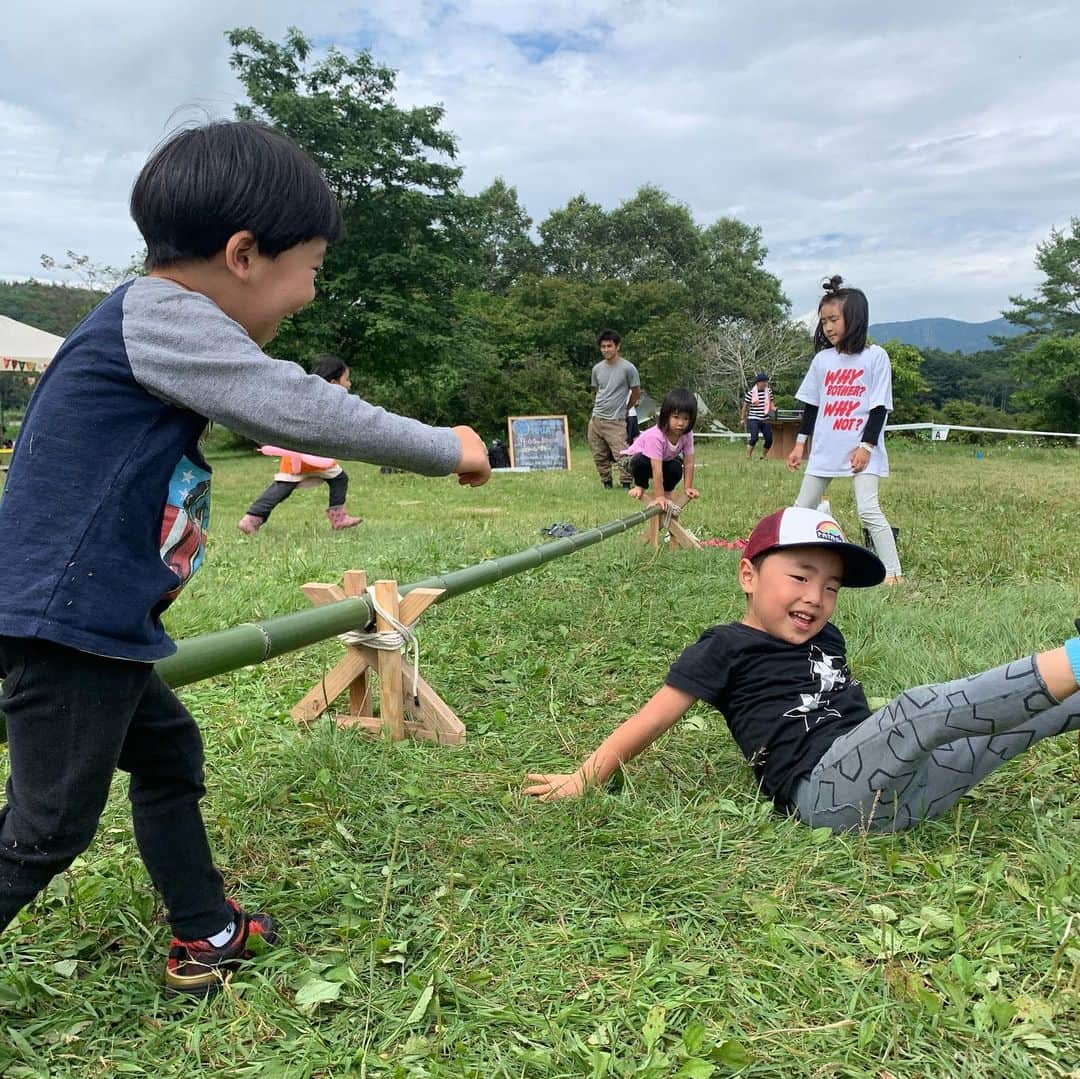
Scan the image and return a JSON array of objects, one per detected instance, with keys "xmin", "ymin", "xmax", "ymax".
[{"xmin": 339, "ymin": 588, "xmax": 421, "ymax": 703}]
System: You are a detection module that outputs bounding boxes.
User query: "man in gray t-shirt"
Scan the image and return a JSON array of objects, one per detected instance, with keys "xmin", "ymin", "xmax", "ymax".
[{"xmin": 588, "ymin": 329, "xmax": 640, "ymax": 488}]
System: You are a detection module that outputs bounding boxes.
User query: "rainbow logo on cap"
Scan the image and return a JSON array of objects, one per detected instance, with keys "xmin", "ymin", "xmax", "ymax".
[{"xmin": 815, "ymin": 520, "xmax": 845, "ymax": 543}]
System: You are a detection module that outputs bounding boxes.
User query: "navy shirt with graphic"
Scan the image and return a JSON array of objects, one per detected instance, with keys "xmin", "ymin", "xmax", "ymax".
[
  {"xmin": 0, "ymin": 277, "xmax": 462, "ymax": 661},
  {"xmin": 665, "ymin": 621, "xmax": 871, "ymax": 809}
]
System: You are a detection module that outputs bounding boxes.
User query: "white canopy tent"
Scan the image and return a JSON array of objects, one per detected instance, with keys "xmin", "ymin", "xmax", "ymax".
[
  {"xmin": 1, "ymin": 315, "xmax": 64, "ymax": 445},
  {"xmin": 0, "ymin": 315, "xmax": 64, "ymax": 373}
]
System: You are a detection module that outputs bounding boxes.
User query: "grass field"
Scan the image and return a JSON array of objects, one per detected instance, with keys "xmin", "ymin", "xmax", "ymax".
[{"xmin": 1, "ymin": 437, "xmax": 1078, "ymax": 1078}]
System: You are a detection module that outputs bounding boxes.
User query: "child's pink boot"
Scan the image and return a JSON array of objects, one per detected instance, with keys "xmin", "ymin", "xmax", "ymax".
[
  {"xmin": 237, "ymin": 514, "xmax": 264, "ymax": 535},
  {"xmin": 327, "ymin": 506, "xmax": 363, "ymax": 530}
]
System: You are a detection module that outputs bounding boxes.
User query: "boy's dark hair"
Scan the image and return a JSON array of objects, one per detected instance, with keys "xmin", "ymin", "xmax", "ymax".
[
  {"xmin": 814, "ymin": 275, "xmax": 869, "ymax": 354},
  {"xmin": 658, "ymin": 387, "xmax": 698, "ymax": 433},
  {"xmin": 597, "ymin": 329, "xmax": 621, "ymax": 346},
  {"xmin": 131, "ymin": 120, "xmax": 342, "ymax": 270},
  {"xmin": 311, "ymin": 354, "xmax": 349, "ymax": 383}
]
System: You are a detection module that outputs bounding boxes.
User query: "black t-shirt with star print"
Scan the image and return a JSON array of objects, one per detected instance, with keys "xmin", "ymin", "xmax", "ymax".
[{"xmin": 665, "ymin": 621, "xmax": 872, "ymax": 809}]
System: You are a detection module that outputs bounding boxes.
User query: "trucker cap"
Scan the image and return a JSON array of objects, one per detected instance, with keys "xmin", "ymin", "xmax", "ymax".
[{"xmin": 744, "ymin": 507, "xmax": 886, "ymax": 588}]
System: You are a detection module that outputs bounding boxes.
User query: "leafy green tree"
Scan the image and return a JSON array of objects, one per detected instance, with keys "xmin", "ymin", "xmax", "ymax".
[
  {"xmin": 605, "ymin": 185, "xmax": 702, "ymax": 284},
  {"xmin": 693, "ymin": 217, "xmax": 790, "ymax": 323},
  {"xmin": 457, "ymin": 178, "xmax": 539, "ymax": 292},
  {"xmin": 222, "ymin": 28, "xmax": 788, "ymax": 429},
  {"xmin": 537, "ymin": 195, "xmax": 612, "ymax": 279},
  {"xmin": 880, "ymin": 340, "xmax": 930, "ymax": 421},
  {"xmin": 0, "ymin": 279, "xmax": 104, "ymax": 336},
  {"xmin": 920, "ymin": 348, "xmax": 1017, "ymax": 411},
  {"xmin": 537, "ymin": 187, "xmax": 788, "ymax": 324},
  {"xmin": 1000, "ymin": 219, "xmax": 1080, "ymax": 427},
  {"xmin": 228, "ymin": 26, "xmax": 477, "ymax": 384},
  {"xmin": 437, "ymin": 275, "xmax": 701, "ymax": 436},
  {"xmin": 1009, "ymin": 334, "xmax": 1080, "ymax": 428},
  {"xmin": 1001, "ymin": 218, "xmax": 1080, "ymax": 341}
]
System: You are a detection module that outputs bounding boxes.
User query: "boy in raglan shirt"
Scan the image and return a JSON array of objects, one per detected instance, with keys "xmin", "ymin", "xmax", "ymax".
[{"xmin": 0, "ymin": 120, "xmax": 490, "ymax": 997}]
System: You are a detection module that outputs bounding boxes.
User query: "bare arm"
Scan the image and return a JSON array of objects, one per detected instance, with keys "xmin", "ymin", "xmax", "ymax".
[
  {"xmin": 523, "ymin": 684, "xmax": 697, "ymax": 801},
  {"xmin": 627, "ymin": 386, "xmax": 642, "ymax": 409},
  {"xmin": 651, "ymin": 456, "xmax": 666, "ymax": 501},
  {"xmin": 683, "ymin": 452, "xmax": 697, "ymax": 496}
]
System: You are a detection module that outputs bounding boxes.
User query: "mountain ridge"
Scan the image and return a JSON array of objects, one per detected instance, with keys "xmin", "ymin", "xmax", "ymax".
[{"xmin": 869, "ymin": 316, "xmax": 1023, "ymax": 354}]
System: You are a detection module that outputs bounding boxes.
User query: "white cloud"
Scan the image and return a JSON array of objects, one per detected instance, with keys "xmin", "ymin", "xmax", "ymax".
[{"xmin": 2, "ymin": 0, "xmax": 1078, "ymax": 321}]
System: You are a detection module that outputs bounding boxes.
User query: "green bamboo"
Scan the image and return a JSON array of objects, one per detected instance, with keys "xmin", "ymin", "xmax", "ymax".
[
  {"xmin": 157, "ymin": 503, "xmax": 663, "ymax": 688},
  {"xmin": 0, "ymin": 504, "xmax": 664, "ymax": 741}
]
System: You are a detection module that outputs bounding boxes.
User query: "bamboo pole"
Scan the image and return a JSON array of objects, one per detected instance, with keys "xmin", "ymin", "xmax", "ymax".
[
  {"xmin": 153, "ymin": 503, "xmax": 663, "ymax": 689},
  {"xmin": 0, "ymin": 504, "xmax": 666, "ymax": 742}
]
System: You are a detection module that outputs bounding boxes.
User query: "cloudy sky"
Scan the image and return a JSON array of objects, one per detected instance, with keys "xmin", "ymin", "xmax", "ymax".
[{"xmin": 3, "ymin": 1, "xmax": 1078, "ymax": 322}]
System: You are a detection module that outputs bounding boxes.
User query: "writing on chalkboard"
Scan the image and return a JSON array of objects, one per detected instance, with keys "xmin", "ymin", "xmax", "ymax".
[{"xmin": 507, "ymin": 415, "xmax": 572, "ymax": 471}]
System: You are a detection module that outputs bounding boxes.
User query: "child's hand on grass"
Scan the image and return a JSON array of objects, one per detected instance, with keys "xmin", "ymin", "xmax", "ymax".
[
  {"xmin": 685, "ymin": 486, "xmax": 700, "ymax": 499},
  {"xmin": 523, "ymin": 772, "xmax": 586, "ymax": 801}
]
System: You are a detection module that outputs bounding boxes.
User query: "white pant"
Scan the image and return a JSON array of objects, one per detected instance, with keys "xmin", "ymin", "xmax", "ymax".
[{"xmin": 794, "ymin": 472, "xmax": 902, "ymax": 577}]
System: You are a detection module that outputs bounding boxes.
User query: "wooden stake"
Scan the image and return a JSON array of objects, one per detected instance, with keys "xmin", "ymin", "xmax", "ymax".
[
  {"xmin": 637, "ymin": 492, "xmax": 702, "ymax": 550},
  {"xmin": 291, "ymin": 571, "xmax": 459, "ymax": 745},
  {"xmin": 343, "ymin": 571, "xmax": 371, "ymax": 717},
  {"xmin": 373, "ymin": 579, "xmax": 406, "ymax": 741}
]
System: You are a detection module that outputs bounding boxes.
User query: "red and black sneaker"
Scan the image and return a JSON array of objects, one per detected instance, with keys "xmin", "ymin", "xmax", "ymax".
[{"xmin": 164, "ymin": 899, "xmax": 277, "ymax": 998}]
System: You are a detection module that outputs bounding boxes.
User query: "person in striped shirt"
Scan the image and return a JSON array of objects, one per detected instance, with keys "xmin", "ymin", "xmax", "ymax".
[{"xmin": 740, "ymin": 372, "xmax": 774, "ymax": 460}]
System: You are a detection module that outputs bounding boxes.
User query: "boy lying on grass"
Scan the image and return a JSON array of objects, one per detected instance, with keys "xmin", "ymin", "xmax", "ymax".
[{"xmin": 525, "ymin": 507, "xmax": 1080, "ymax": 832}]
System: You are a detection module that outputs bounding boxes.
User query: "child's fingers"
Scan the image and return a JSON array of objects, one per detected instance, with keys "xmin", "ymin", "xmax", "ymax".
[{"xmin": 457, "ymin": 471, "xmax": 489, "ymax": 487}]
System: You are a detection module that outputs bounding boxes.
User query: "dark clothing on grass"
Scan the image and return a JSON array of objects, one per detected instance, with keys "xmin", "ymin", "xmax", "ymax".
[
  {"xmin": 0, "ymin": 636, "xmax": 229, "ymax": 938},
  {"xmin": 629, "ymin": 452, "xmax": 683, "ymax": 493},
  {"xmin": 666, "ymin": 622, "xmax": 870, "ymax": 810}
]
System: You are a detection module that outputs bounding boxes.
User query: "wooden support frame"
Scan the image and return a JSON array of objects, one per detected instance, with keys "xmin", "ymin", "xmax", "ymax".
[
  {"xmin": 291, "ymin": 571, "xmax": 465, "ymax": 745},
  {"xmin": 638, "ymin": 490, "xmax": 703, "ymax": 550}
]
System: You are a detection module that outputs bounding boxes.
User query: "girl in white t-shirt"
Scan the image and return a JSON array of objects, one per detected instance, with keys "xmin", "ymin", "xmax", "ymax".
[{"xmin": 787, "ymin": 277, "xmax": 903, "ymax": 583}]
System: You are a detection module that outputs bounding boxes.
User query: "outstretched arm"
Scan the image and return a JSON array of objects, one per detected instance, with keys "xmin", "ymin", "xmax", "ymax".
[{"xmin": 523, "ymin": 685, "xmax": 697, "ymax": 801}]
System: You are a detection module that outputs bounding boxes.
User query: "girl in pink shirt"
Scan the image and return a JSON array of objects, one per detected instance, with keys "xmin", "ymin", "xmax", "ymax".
[{"xmin": 622, "ymin": 388, "xmax": 700, "ymax": 510}]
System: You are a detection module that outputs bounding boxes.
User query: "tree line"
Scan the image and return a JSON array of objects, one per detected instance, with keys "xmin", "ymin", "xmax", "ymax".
[{"xmin": 3, "ymin": 28, "xmax": 1078, "ymax": 440}]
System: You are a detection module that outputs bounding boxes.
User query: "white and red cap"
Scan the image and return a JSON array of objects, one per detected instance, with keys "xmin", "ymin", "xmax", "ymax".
[{"xmin": 744, "ymin": 507, "xmax": 886, "ymax": 588}]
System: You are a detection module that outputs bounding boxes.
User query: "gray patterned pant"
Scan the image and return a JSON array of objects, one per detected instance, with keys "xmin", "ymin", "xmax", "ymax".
[{"xmin": 792, "ymin": 656, "xmax": 1080, "ymax": 832}]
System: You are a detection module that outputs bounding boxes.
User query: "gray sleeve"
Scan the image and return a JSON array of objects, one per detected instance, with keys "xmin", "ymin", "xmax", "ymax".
[
  {"xmin": 625, "ymin": 361, "xmax": 641, "ymax": 389},
  {"xmin": 121, "ymin": 278, "xmax": 461, "ymax": 476},
  {"xmin": 590, "ymin": 364, "xmax": 599, "ymax": 389}
]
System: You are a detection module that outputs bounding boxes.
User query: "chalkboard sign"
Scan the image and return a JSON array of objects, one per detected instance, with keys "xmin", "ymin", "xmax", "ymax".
[{"xmin": 507, "ymin": 415, "xmax": 572, "ymax": 471}]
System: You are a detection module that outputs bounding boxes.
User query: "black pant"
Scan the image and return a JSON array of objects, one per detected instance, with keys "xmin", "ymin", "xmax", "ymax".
[
  {"xmin": 747, "ymin": 418, "xmax": 773, "ymax": 451},
  {"xmin": 0, "ymin": 636, "xmax": 230, "ymax": 939},
  {"xmin": 629, "ymin": 453, "xmax": 683, "ymax": 492},
  {"xmin": 247, "ymin": 472, "xmax": 349, "ymax": 521}
]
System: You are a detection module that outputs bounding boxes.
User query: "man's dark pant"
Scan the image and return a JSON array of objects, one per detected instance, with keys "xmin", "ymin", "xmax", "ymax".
[
  {"xmin": 629, "ymin": 453, "xmax": 683, "ymax": 492},
  {"xmin": 0, "ymin": 637, "xmax": 230, "ymax": 939},
  {"xmin": 747, "ymin": 419, "xmax": 773, "ymax": 453}
]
